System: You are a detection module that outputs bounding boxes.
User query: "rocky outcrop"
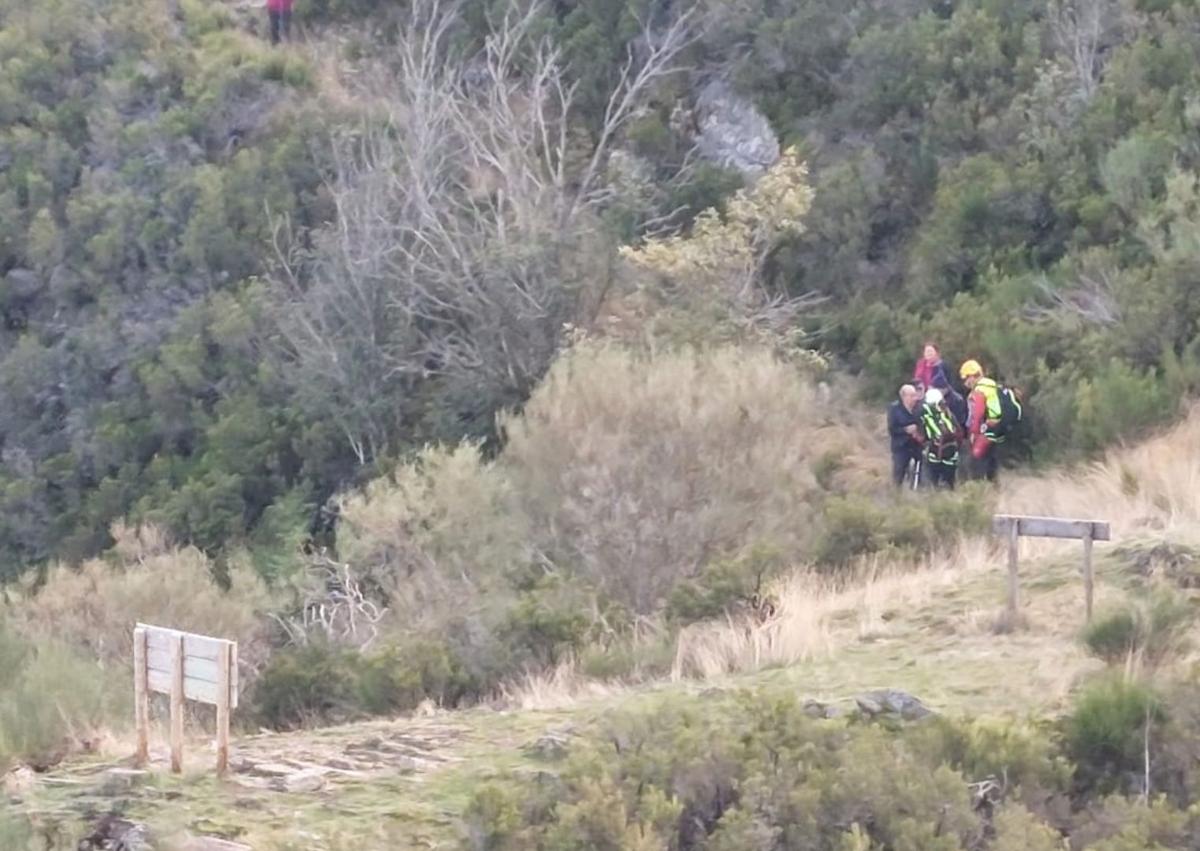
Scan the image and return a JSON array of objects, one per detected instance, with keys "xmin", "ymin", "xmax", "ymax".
[
  {"xmin": 802, "ymin": 689, "xmax": 935, "ymax": 722},
  {"xmin": 693, "ymin": 80, "xmax": 780, "ymax": 176}
]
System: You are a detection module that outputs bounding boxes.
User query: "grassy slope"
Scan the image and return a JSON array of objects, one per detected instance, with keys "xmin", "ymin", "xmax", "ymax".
[
  {"xmin": 12, "ymin": 542, "xmax": 1152, "ymax": 850},
  {"xmin": 16, "ymin": 413, "xmax": 1200, "ymax": 848}
]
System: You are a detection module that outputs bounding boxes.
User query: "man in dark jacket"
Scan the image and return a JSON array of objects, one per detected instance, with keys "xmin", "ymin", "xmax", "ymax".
[{"xmin": 887, "ymin": 384, "xmax": 924, "ymax": 488}]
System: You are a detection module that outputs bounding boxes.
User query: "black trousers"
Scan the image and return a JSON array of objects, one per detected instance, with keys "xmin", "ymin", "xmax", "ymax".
[
  {"xmin": 269, "ymin": 9, "xmax": 292, "ymax": 44},
  {"xmin": 967, "ymin": 443, "xmax": 1000, "ymax": 482},
  {"xmin": 927, "ymin": 461, "xmax": 957, "ymax": 489},
  {"xmin": 892, "ymin": 448, "xmax": 921, "ymax": 487}
]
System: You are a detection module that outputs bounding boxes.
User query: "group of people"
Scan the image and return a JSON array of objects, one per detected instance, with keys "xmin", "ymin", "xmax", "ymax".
[{"xmin": 887, "ymin": 344, "xmax": 1023, "ymax": 490}]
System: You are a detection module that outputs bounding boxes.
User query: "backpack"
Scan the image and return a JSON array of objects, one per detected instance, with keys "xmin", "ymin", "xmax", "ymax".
[{"xmin": 994, "ymin": 385, "xmax": 1023, "ymax": 436}]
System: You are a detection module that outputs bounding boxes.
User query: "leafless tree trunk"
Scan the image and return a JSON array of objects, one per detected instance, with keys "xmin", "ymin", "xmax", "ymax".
[
  {"xmin": 1050, "ymin": 0, "xmax": 1115, "ymax": 104},
  {"xmin": 272, "ymin": 0, "xmax": 693, "ymax": 462}
]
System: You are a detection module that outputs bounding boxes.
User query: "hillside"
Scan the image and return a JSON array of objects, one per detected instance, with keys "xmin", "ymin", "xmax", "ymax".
[
  {"xmin": 9, "ymin": 413, "xmax": 1200, "ymax": 848},
  {"xmin": 9, "ymin": 0, "xmax": 1200, "ymax": 848}
]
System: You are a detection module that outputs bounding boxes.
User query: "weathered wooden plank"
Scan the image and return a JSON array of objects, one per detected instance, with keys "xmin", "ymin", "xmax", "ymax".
[
  {"xmin": 148, "ymin": 669, "xmax": 227, "ymax": 706},
  {"xmin": 216, "ymin": 642, "xmax": 231, "ymax": 776},
  {"xmin": 1083, "ymin": 529, "xmax": 1095, "ymax": 622},
  {"xmin": 140, "ymin": 623, "xmax": 238, "ymax": 705},
  {"xmin": 1006, "ymin": 517, "xmax": 1020, "ymax": 618},
  {"xmin": 133, "ymin": 628, "xmax": 149, "ymax": 767},
  {"xmin": 992, "ymin": 515, "xmax": 1111, "ymax": 541},
  {"xmin": 148, "ymin": 648, "xmax": 221, "ymax": 684},
  {"xmin": 170, "ymin": 636, "xmax": 184, "ymax": 774},
  {"xmin": 142, "ymin": 625, "xmax": 230, "ymax": 662}
]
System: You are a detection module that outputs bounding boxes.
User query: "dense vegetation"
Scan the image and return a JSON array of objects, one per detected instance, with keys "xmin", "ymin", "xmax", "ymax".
[
  {"xmin": 464, "ymin": 680, "xmax": 1200, "ymax": 850},
  {"xmin": 5, "ymin": 0, "xmax": 1200, "ymax": 576}
]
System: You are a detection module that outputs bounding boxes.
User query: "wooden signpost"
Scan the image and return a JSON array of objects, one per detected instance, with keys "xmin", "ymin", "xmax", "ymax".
[
  {"xmin": 133, "ymin": 623, "xmax": 238, "ymax": 775},
  {"xmin": 992, "ymin": 515, "xmax": 1111, "ymax": 622}
]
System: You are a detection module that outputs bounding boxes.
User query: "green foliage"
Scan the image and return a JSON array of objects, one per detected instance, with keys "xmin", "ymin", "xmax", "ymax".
[
  {"xmin": 0, "ymin": 623, "xmax": 124, "ymax": 772},
  {"xmin": 814, "ymin": 487, "xmax": 991, "ymax": 569},
  {"xmin": 1065, "ymin": 676, "xmax": 1164, "ymax": 796},
  {"xmin": 252, "ymin": 637, "xmax": 477, "ymax": 729},
  {"xmin": 666, "ymin": 545, "xmax": 784, "ymax": 625},
  {"xmin": 1082, "ymin": 591, "xmax": 1195, "ymax": 668}
]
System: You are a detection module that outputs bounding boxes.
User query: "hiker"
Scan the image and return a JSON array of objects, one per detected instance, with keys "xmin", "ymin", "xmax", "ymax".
[
  {"xmin": 913, "ymin": 342, "xmax": 950, "ymax": 394},
  {"xmin": 960, "ymin": 359, "xmax": 1022, "ymax": 482},
  {"xmin": 267, "ymin": 0, "xmax": 294, "ymax": 44},
  {"xmin": 888, "ymin": 384, "xmax": 924, "ymax": 488},
  {"xmin": 919, "ymin": 388, "xmax": 963, "ymax": 489}
]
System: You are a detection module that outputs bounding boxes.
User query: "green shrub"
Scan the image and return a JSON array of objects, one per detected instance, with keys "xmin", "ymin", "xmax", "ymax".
[
  {"xmin": 252, "ymin": 642, "xmax": 360, "ymax": 729},
  {"xmin": 497, "ymin": 584, "xmax": 591, "ymax": 670},
  {"xmin": 908, "ymin": 717, "xmax": 1071, "ymax": 794},
  {"xmin": 1083, "ymin": 609, "xmax": 1141, "ymax": 664},
  {"xmin": 1065, "ymin": 676, "xmax": 1164, "ymax": 795},
  {"xmin": 814, "ymin": 489, "xmax": 991, "ymax": 570},
  {"xmin": 253, "ymin": 636, "xmax": 482, "ymax": 729},
  {"xmin": 990, "ymin": 803, "xmax": 1066, "ymax": 851},
  {"xmin": 0, "ymin": 624, "xmax": 124, "ymax": 772},
  {"xmin": 814, "ymin": 496, "xmax": 885, "ymax": 567},
  {"xmin": 666, "ymin": 546, "xmax": 785, "ymax": 625},
  {"xmin": 1082, "ymin": 591, "xmax": 1195, "ymax": 668}
]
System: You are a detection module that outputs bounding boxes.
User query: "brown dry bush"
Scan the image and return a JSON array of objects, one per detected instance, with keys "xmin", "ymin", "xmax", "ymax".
[
  {"xmin": 7, "ymin": 523, "xmax": 271, "ymax": 676},
  {"xmin": 501, "ymin": 343, "xmax": 852, "ymax": 613},
  {"xmin": 335, "ymin": 443, "xmax": 529, "ymax": 626}
]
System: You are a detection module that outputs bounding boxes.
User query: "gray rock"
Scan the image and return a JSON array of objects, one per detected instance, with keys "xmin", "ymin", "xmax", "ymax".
[
  {"xmin": 854, "ymin": 696, "xmax": 884, "ymax": 717},
  {"xmin": 273, "ymin": 769, "xmax": 327, "ymax": 793},
  {"xmin": 856, "ymin": 689, "xmax": 935, "ymax": 721},
  {"xmin": 694, "ymin": 80, "xmax": 780, "ymax": 176},
  {"xmin": 802, "ymin": 699, "xmax": 827, "ymax": 719},
  {"xmin": 96, "ymin": 768, "xmax": 149, "ymax": 796},
  {"xmin": 524, "ymin": 733, "xmax": 571, "ymax": 761},
  {"xmin": 77, "ymin": 816, "xmax": 153, "ymax": 851}
]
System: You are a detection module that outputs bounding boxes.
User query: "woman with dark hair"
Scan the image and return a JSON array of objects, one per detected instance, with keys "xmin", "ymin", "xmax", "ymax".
[{"xmin": 913, "ymin": 342, "xmax": 950, "ymax": 392}]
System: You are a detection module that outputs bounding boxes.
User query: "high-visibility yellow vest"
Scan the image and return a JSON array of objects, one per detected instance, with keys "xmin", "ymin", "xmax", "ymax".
[{"xmin": 975, "ymin": 377, "xmax": 1003, "ymax": 421}]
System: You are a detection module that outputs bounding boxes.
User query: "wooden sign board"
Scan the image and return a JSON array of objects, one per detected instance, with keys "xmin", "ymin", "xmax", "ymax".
[
  {"xmin": 992, "ymin": 515, "xmax": 1111, "ymax": 542},
  {"xmin": 991, "ymin": 514, "xmax": 1111, "ymax": 622},
  {"xmin": 134, "ymin": 623, "xmax": 237, "ymax": 775}
]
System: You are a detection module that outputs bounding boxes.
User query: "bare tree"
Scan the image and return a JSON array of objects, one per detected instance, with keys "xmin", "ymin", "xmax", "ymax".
[
  {"xmin": 272, "ymin": 0, "xmax": 694, "ymax": 463},
  {"xmin": 1050, "ymin": 0, "xmax": 1118, "ymax": 104}
]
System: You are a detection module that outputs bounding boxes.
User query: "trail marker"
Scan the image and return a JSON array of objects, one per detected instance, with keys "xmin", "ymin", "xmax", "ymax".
[
  {"xmin": 992, "ymin": 515, "xmax": 1111, "ymax": 622},
  {"xmin": 133, "ymin": 624, "xmax": 237, "ymax": 774}
]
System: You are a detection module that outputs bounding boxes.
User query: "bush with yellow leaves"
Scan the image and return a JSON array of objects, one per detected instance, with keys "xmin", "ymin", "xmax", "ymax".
[{"xmin": 614, "ymin": 147, "xmax": 821, "ymax": 352}]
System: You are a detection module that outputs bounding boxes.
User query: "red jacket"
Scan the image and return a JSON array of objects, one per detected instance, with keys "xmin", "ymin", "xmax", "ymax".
[
  {"xmin": 267, "ymin": 0, "xmax": 294, "ymax": 11},
  {"xmin": 913, "ymin": 357, "xmax": 949, "ymax": 391}
]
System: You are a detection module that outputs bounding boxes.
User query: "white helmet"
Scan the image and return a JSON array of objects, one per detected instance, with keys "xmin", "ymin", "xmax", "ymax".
[{"xmin": 924, "ymin": 388, "xmax": 944, "ymax": 406}]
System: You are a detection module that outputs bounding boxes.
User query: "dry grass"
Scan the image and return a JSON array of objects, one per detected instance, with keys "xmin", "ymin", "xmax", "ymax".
[
  {"xmin": 496, "ymin": 661, "xmax": 633, "ymax": 712},
  {"xmin": 1003, "ymin": 405, "xmax": 1200, "ymax": 544},
  {"xmin": 6, "ymin": 523, "xmax": 272, "ymax": 677},
  {"xmin": 670, "ymin": 537, "xmax": 996, "ymax": 681}
]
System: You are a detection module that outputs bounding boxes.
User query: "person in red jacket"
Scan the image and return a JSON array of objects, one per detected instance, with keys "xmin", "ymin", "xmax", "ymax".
[
  {"xmin": 912, "ymin": 342, "xmax": 950, "ymax": 395},
  {"xmin": 267, "ymin": 0, "xmax": 294, "ymax": 45}
]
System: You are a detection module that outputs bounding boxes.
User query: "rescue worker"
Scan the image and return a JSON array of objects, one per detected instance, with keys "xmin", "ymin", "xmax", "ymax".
[
  {"xmin": 919, "ymin": 388, "xmax": 963, "ymax": 489},
  {"xmin": 960, "ymin": 359, "xmax": 1003, "ymax": 482},
  {"xmin": 887, "ymin": 384, "xmax": 924, "ymax": 488}
]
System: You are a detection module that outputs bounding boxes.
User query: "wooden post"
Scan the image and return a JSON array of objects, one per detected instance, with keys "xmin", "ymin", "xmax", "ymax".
[
  {"xmin": 170, "ymin": 635, "xmax": 185, "ymax": 774},
  {"xmin": 215, "ymin": 642, "xmax": 232, "ymax": 776},
  {"xmin": 133, "ymin": 627, "xmax": 149, "ymax": 767},
  {"xmin": 1006, "ymin": 518, "xmax": 1020, "ymax": 619},
  {"xmin": 1083, "ymin": 529, "xmax": 1094, "ymax": 622}
]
